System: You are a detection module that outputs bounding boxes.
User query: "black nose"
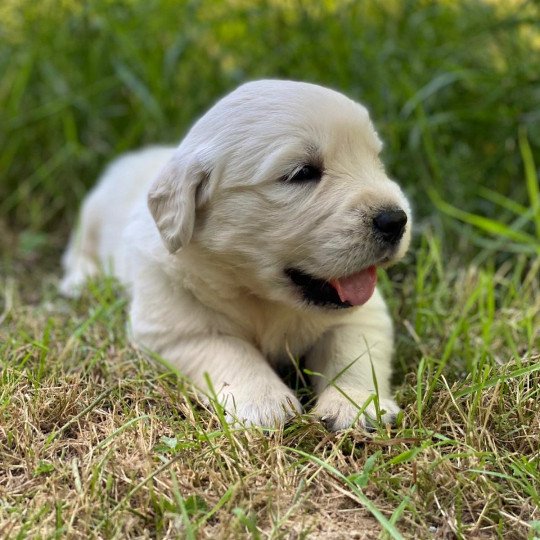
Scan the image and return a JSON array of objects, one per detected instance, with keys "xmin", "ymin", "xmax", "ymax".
[{"xmin": 373, "ymin": 209, "xmax": 407, "ymax": 243}]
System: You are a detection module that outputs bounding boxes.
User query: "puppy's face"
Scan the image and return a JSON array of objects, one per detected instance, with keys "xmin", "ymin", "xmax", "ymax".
[{"xmin": 149, "ymin": 80, "xmax": 411, "ymax": 310}]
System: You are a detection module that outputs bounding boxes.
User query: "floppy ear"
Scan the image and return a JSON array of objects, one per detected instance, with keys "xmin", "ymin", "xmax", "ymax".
[{"xmin": 147, "ymin": 151, "xmax": 208, "ymax": 253}]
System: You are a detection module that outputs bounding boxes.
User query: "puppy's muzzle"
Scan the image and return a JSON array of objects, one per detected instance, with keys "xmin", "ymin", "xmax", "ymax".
[{"xmin": 373, "ymin": 208, "xmax": 408, "ymax": 244}]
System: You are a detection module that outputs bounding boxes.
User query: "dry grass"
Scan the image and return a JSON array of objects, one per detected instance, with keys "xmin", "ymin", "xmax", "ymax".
[{"xmin": 1, "ymin": 229, "xmax": 539, "ymax": 539}]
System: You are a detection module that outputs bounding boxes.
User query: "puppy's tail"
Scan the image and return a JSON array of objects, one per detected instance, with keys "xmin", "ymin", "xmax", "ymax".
[{"xmin": 59, "ymin": 202, "xmax": 100, "ymax": 298}]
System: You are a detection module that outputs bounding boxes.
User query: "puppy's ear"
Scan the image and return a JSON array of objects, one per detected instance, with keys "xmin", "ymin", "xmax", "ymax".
[{"xmin": 148, "ymin": 151, "xmax": 208, "ymax": 253}]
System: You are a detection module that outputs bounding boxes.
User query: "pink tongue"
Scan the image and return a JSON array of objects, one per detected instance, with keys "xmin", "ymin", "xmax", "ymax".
[{"xmin": 329, "ymin": 266, "xmax": 377, "ymax": 306}]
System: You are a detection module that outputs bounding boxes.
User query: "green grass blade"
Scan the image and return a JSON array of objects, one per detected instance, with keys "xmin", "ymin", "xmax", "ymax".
[
  {"xmin": 429, "ymin": 187, "xmax": 538, "ymax": 248},
  {"xmin": 518, "ymin": 128, "xmax": 540, "ymax": 238}
]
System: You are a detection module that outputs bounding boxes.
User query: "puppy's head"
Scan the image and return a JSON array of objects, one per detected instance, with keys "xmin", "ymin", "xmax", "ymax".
[{"xmin": 149, "ymin": 80, "xmax": 411, "ymax": 310}]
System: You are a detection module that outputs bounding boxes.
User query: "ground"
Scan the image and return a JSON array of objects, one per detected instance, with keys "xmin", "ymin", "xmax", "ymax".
[{"xmin": 1, "ymin": 228, "xmax": 538, "ymax": 538}]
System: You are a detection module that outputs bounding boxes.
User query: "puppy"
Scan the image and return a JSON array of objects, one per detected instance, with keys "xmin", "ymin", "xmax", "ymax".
[{"xmin": 61, "ymin": 80, "xmax": 412, "ymax": 430}]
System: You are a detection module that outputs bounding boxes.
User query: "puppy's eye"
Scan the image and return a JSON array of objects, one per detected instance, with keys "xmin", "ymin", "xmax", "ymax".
[{"xmin": 287, "ymin": 165, "xmax": 322, "ymax": 183}]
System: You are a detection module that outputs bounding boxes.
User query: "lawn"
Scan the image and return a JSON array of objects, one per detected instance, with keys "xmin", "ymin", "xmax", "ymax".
[{"xmin": 1, "ymin": 1, "xmax": 539, "ymax": 538}]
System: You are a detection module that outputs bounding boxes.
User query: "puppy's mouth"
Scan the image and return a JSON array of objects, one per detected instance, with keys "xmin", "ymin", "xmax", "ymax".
[{"xmin": 285, "ymin": 266, "xmax": 377, "ymax": 309}]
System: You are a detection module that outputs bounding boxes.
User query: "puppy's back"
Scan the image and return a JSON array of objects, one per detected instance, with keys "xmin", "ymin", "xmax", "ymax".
[{"xmin": 60, "ymin": 145, "xmax": 175, "ymax": 295}]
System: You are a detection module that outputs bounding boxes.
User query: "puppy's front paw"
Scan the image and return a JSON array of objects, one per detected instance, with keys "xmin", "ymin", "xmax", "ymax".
[
  {"xmin": 218, "ymin": 383, "xmax": 302, "ymax": 428},
  {"xmin": 313, "ymin": 386, "xmax": 400, "ymax": 432}
]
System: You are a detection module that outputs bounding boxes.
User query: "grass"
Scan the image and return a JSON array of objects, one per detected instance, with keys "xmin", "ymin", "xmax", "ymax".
[
  {"xmin": 1, "ymin": 0, "xmax": 539, "ymax": 538},
  {"xmin": 1, "ymin": 231, "xmax": 538, "ymax": 538}
]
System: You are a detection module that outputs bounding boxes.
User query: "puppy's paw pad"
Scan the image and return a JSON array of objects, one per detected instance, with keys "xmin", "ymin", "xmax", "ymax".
[
  {"xmin": 220, "ymin": 386, "xmax": 302, "ymax": 428},
  {"xmin": 314, "ymin": 387, "xmax": 400, "ymax": 432}
]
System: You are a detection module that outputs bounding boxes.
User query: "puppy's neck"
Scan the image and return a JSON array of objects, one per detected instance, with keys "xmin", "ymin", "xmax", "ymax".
[
  {"xmin": 168, "ymin": 246, "xmax": 349, "ymax": 359},
  {"xmin": 175, "ymin": 246, "xmax": 246, "ymax": 303}
]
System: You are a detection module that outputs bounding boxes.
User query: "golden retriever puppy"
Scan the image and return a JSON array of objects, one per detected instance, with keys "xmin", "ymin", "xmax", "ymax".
[{"xmin": 61, "ymin": 80, "xmax": 411, "ymax": 430}]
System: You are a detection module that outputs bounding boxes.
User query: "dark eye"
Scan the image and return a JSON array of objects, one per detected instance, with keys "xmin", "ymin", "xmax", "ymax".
[{"xmin": 287, "ymin": 165, "xmax": 322, "ymax": 183}]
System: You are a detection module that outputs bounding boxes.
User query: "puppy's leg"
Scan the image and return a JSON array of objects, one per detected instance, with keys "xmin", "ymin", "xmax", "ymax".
[
  {"xmin": 306, "ymin": 292, "xmax": 400, "ymax": 431},
  {"xmin": 59, "ymin": 199, "xmax": 100, "ymax": 297},
  {"xmin": 159, "ymin": 335, "xmax": 302, "ymax": 427},
  {"xmin": 129, "ymin": 282, "xmax": 301, "ymax": 428}
]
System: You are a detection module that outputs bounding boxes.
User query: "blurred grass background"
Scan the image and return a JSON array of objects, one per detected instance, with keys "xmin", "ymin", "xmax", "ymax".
[{"xmin": 1, "ymin": 0, "xmax": 539, "ymax": 258}]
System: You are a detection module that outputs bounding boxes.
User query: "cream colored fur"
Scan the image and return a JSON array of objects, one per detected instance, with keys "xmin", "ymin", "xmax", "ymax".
[{"xmin": 61, "ymin": 80, "xmax": 412, "ymax": 430}]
